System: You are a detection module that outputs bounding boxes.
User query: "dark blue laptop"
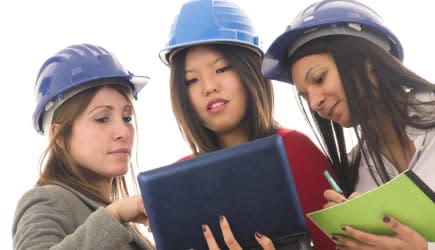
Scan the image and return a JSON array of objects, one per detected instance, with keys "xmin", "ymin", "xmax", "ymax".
[{"xmin": 137, "ymin": 134, "xmax": 308, "ymax": 250}]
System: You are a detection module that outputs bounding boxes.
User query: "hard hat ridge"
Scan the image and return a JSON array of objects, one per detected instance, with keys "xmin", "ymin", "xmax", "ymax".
[{"xmin": 159, "ymin": 0, "xmax": 262, "ymax": 66}]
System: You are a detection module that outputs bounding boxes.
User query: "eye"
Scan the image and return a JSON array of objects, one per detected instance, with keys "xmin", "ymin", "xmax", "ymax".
[
  {"xmin": 95, "ymin": 116, "xmax": 109, "ymax": 123},
  {"xmin": 315, "ymin": 73, "xmax": 325, "ymax": 84},
  {"xmin": 185, "ymin": 78, "xmax": 197, "ymax": 85},
  {"xmin": 123, "ymin": 115, "xmax": 133, "ymax": 123},
  {"xmin": 216, "ymin": 65, "xmax": 232, "ymax": 73}
]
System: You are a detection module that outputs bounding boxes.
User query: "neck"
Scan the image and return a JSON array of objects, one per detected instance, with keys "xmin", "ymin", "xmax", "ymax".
[
  {"xmin": 97, "ymin": 178, "xmax": 113, "ymax": 200},
  {"xmin": 376, "ymin": 119, "xmax": 415, "ymax": 173},
  {"xmin": 218, "ymin": 129, "xmax": 248, "ymax": 149}
]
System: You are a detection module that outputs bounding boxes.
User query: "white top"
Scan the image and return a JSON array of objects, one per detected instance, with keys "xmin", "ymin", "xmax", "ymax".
[{"xmin": 354, "ymin": 89, "xmax": 435, "ymax": 248}]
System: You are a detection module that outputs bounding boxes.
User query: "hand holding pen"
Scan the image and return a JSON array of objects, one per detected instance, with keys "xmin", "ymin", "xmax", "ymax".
[
  {"xmin": 323, "ymin": 170, "xmax": 361, "ymax": 208},
  {"xmin": 323, "ymin": 170, "xmax": 344, "ymax": 194},
  {"xmin": 323, "ymin": 170, "xmax": 347, "ymax": 208}
]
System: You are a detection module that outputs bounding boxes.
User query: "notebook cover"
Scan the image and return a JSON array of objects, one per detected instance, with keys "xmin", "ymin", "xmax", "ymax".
[{"xmin": 307, "ymin": 170, "xmax": 435, "ymax": 241}]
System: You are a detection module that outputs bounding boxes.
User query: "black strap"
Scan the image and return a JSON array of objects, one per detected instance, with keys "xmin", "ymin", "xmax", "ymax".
[{"xmin": 405, "ymin": 170, "xmax": 435, "ymax": 203}]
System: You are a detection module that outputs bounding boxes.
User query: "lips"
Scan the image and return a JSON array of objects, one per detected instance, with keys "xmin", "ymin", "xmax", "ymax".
[
  {"xmin": 109, "ymin": 148, "xmax": 130, "ymax": 154},
  {"xmin": 207, "ymin": 98, "xmax": 228, "ymax": 111},
  {"xmin": 324, "ymin": 101, "xmax": 340, "ymax": 121}
]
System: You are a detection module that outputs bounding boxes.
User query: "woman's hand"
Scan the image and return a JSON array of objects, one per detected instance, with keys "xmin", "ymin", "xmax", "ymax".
[
  {"xmin": 323, "ymin": 189, "xmax": 360, "ymax": 208},
  {"xmin": 105, "ymin": 195, "xmax": 149, "ymax": 226},
  {"xmin": 333, "ymin": 215, "xmax": 428, "ymax": 250},
  {"xmin": 202, "ymin": 215, "xmax": 275, "ymax": 250}
]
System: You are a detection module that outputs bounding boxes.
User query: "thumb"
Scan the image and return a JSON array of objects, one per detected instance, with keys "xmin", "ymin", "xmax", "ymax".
[{"xmin": 254, "ymin": 232, "xmax": 275, "ymax": 250}]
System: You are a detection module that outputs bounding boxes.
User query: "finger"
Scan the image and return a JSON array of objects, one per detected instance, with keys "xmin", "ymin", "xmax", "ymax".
[
  {"xmin": 347, "ymin": 192, "xmax": 361, "ymax": 200},
  {"xmin": 324, "ymin": 189, "xmax": 347, "ymax": 204},
  {"xmin": 134, "ymin": 214, "xmax": 148, "ymax": 224},
  {"xmin": 254, "ymin": 232, "xmax": 275, "ymax": 250},
  {"xmin": 136, "ymin": 196, "xmax": 148, "ymax": 216},
  {"xmin": 219, "ymin": 215, "xmax": 243, "ymax": 250},
  {"xmin": 342, "ymin": 225, "xmax": 387, "ymax": 247},
  {"xmin": 323, "ymin": 201, "xmax": 340, "ymax": 209},
  {"xmin": 333, "ymin": 233, "xmax": 372, "ymax": 249},
  {"xmin": 202, "ymin": 224, "xmax": 221, "ymax": 250},
  {"xmin": 382, "ymin": 215, "xmax": 426, "ymax": 244}
]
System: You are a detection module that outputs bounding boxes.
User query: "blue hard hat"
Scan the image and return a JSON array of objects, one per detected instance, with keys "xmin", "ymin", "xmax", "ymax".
[
  {"xmin": 33, "ymin": 43, "xmax": 149, "ymax": 134},
  {"xmin": 159, "ymin": 0, "xmax": 261, "ymax": 66},
  {"xmin": 262, "ymin": 0, "xmax": 403, "ymax": 84}
]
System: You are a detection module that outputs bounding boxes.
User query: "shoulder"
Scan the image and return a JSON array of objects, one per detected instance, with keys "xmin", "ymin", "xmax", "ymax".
[
  {"xmin": 275, "ymin": 127, "xmax": 330, "ymax": 163},
  {"xmin": 409, "ymin": 89, "xmax": 435, "ymax": 102},
  {"xmin": 17, "ymin": 185, "xmax": 77, "ymax": 207},
  {"xmin": 177, "ymin": 155, "xmax": 193, "ymax": 162},
  {"xmin": 13, "ymin": 185, "xmax": 80, "ymax": 236},
  {"xmin": 14, "ymin": 185, "xmax": 81, "ymax": 219},
  {"xmin": 276, "ymin": 127, "xmax": 315, "ymax": 144}
]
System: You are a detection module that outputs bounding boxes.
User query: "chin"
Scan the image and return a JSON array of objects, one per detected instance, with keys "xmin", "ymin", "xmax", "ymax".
[
  {"xmin": 109, "ymin": 165, "xmax": 130, "ymax": 176},
  {"xmin": 338, "ymin": 119, "xmax": 355, "ymax": 128}
]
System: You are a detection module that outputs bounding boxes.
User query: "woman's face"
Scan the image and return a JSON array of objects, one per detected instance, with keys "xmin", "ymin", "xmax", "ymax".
[
  {"xmin": 291, "ymin": 53, "xmax": 353, "ymax": 127},
  {"xmin": 184, "ymin": 45, "xmax": 248, "ymax": 138},
  {"xmin": 68, "ymin": 86, "xmax": 134, "ymax": 183}
]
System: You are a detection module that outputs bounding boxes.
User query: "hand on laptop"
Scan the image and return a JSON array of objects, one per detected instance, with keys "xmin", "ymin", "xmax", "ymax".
[{"xmin": 201, "ymin": 215, "xmax": 275, "ymax": 250}]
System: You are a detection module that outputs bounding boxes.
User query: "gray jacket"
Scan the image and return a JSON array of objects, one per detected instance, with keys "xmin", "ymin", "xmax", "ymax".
[{"xmin": 12, "ymin": 184, "xmax": 154, "ymax": 250}]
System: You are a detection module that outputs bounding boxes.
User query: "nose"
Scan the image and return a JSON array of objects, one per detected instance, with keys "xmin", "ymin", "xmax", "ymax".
[
  {"xmin": 308, "ymin": 91, "xmax": 325, "ymax": 112},
  {"xmin": 202, "ymin": 74, "xmax": 219, "ymax": 96},
  {"xmin": 113, "ymin": 119, "xmax": 131, "ymax": 141}
]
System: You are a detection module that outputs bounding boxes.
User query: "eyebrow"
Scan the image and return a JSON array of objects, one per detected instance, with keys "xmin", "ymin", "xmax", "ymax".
[
  {"xmin": 87, "ymin": 104, "xmax": 132, "ymax": 115},
  {"xmin": 87, "ymin": 105, "xmax": 113, "ymax": 114},
  {"xmin": 185, "ymin": 56, "xmax": 225, "ymax": 73},
  {"xmin": 304, "ymin": 64, "xmax": 321, "ymax": 81}
]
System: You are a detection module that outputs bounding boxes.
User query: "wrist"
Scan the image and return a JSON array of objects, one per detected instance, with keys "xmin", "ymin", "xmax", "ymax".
[{"xmin": 105, "ymin": 203, "xmax": 122, "ymax": 223}]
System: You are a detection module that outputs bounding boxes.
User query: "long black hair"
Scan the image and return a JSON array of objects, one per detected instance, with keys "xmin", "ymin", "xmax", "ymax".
[{"xmin": 288, "ymin": 36, "xmax": 435, "ymax": 194}]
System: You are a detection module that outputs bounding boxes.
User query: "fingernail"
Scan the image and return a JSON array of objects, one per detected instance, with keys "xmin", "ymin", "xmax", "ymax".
[
  {"xmin": 219, "ymin": 215, "xmax": 225, "ymax": 222},
  {"xmin": 331, "ymin": 235, "xmax": 339, "ymax": 241},
  {"xmin": 255, "ymin": 231, "xmax": 263, "ymax": 238},
  {"xmin": 341, "ymin": 226, "xmax": 346, "ymax": 231},
  {"xmin": 202, "ymin": 224, "xmax": 207, "ymax": 232},
  {"xmin": 383, "ymin": 215, "xmax": 391, "ymax": 223}
]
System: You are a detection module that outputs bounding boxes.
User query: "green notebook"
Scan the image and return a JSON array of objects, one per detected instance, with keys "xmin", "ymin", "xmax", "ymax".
[{"xmin": 307, "ymin": 170, "xmax": 435, "ymax": 240}]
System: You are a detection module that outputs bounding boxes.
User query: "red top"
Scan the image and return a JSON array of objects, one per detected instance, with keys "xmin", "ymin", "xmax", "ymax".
[{"xmin": 277, "ymin": 128, "xmax": 335, "ymax": 250}]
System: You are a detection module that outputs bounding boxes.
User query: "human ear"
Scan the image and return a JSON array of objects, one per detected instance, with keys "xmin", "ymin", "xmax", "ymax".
[
  {"xmin": 364, "ymin": 60, "xmax": 378, "ymax": 86},
  {"xmin": 364, "ymin": 60, "xmax": 373, "ymax": 72},
  {"xmin": 50, "ymin": 123, "xmax": 64, "ymax": 148}
]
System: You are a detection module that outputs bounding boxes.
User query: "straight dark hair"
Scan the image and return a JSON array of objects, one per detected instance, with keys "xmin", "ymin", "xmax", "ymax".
[
  {"xmin": 288, "ymin": 36, "xmax": 435, "ymax": 194},
  {"xmin": 170, "ymin": 44, "xmax": 279, "ymax": 155}
]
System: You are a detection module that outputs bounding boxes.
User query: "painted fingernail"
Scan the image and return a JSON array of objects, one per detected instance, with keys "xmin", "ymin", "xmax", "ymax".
[
  {"xmin": 255, "ymin": 232, "xmax": 263, "ymax": 238},
  {"xmin": 341, "ymin": 226, "xmax": 346, "ymax": 231},
  {"xmin": 331, "ymin": 235, "xmax": 339, "ymax": 241},
  {"xmin": 202, "ymin": 224, "xmax": 207, "ymax": 232},
  {"xmin": 383, "ymin": 215, "xmax": 391, "ymax": 223},
  {"xmin": 219, "ymin": 215, "xmax": 225, "ymax": 222}
]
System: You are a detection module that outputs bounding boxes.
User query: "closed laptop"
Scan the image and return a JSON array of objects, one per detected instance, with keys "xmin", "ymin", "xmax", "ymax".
[{"xmin": 137, "ymin": 134, "xmax": 308, "ymax": 250}]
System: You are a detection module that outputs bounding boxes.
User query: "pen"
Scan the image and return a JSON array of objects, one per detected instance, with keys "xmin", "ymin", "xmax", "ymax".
[{"xmin": 323, "ymin": 170, "xmax": 344, "ymax": 194}]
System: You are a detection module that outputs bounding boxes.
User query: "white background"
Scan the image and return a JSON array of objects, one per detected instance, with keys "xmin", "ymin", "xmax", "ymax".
[{"xmin": 1, "ymin": 1, "xmax": 434, "ymax": 248}]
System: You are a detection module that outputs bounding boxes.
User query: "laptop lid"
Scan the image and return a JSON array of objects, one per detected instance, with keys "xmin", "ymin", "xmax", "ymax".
[{"xmin": 137, "ymin": 134, "xmax": 307, "ymax": 250}]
